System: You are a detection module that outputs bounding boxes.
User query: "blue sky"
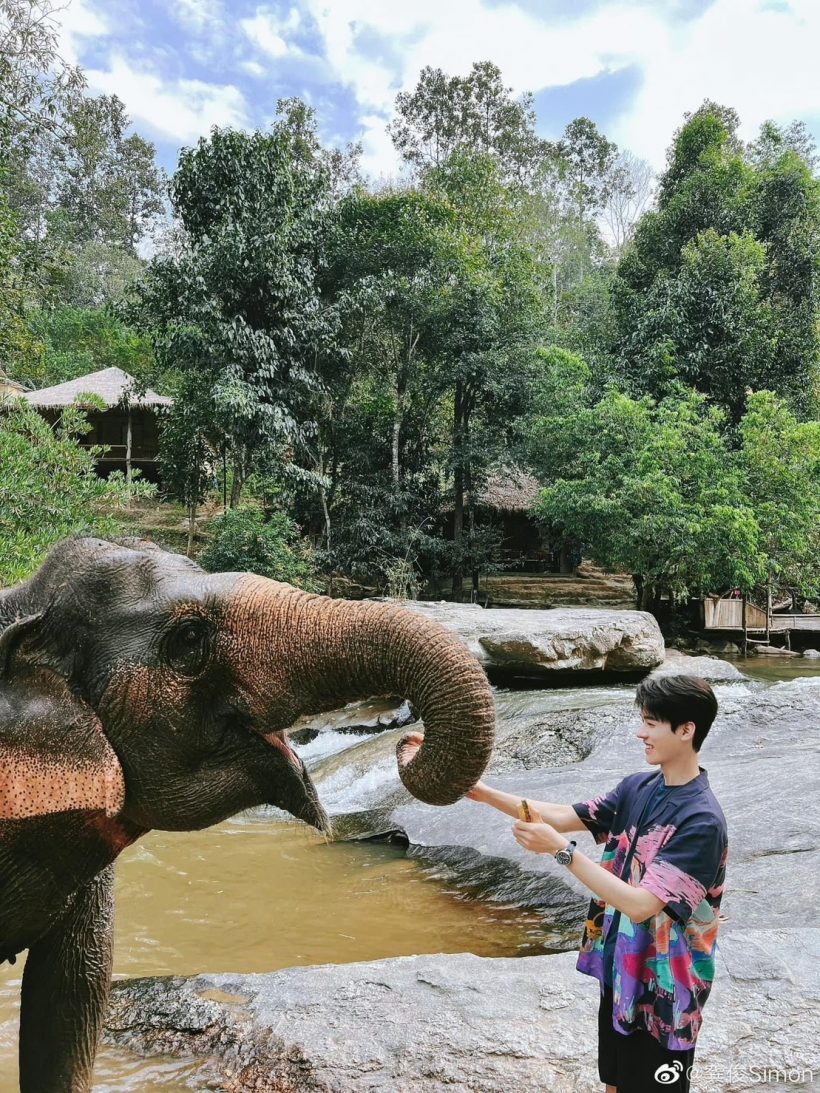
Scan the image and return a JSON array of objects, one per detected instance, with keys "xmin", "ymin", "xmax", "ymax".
[{"xmin": 56, "ymin": 0, "xmax": 820, "ymax": 180}]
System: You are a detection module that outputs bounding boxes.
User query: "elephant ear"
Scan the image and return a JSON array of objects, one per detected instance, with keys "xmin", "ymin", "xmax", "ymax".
[{"xmin": 0, "ymin": 614, "xmax": 125, "ymax": 821}]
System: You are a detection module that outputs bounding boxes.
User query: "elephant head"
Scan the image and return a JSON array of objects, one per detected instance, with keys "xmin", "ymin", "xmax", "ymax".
[{"xmin": 0, "ymin": 537, "xmax": 495, "ymax": 836}]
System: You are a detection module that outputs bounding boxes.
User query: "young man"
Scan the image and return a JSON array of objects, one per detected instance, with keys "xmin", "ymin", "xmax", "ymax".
[{"xmin": 466, "ymin": 674, "xmax": 727, "ymax": 1093}]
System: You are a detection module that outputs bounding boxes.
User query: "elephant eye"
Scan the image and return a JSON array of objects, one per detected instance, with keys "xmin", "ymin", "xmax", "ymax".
[{"xmin": 163, "ymin": 618, "xmax": 212, "ymax": 677}]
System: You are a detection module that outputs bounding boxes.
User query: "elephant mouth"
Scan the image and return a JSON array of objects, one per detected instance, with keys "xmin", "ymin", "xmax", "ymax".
[
  {"xmin": 258, "ymin": 727, "xmax": 331, "ymax": 837},
  {"xmin": 262, "ymin": 729, "xmax": 302, "ymax": 769}
]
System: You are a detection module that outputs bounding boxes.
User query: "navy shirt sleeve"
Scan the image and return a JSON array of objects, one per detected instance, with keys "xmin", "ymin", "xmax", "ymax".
[
  {"xmin": 641, "ymin": 815, "xmax": 726, "ymax": 925},
  {"xmin": 572, "ymin": 777, "xmax": 626, "ymax": 845}
]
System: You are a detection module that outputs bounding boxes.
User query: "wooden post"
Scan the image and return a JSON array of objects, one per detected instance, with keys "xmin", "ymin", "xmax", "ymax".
[
  {"xmin": 125, "ymin": 406, "xmax": 133, "ymax": 505},
  {"xmin": 741, "ymin": 594, "xmax": 748, "ymax": 657},
  {"xmin": 765, "ymin": 584, "xmax": 771, "ymax": 645}
]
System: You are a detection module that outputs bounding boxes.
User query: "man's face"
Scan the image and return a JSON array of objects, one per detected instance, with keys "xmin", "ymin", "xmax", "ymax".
[{"xmin": 636, "ymin": 708, "xmax": 695, "ymax": 766}]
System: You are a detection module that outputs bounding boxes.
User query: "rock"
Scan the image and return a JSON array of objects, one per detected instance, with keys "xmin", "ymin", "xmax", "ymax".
[
  {"xmin": 105, "ymin": 930, "xmax": 820, "ymax": 1093},
  {"xmin": 649, "ymin": 650, "xmax": 747, "ymax": 682},
  {"xmin": 392, "ymin": 601, "xmax": 664, "ymax": 678},
  {"xmin": 103, "ymin": 680, "xmax": 820, "ymax": 1089},
  {"xmin": 290, "ymin": 698, "xmax": 416, "ymax": 744},
  {"xmin": 708, "ymin": 640, "xmax": 741, "ymax": 655},
  {"xmin": 340, "ymin": 680, "xmax": 820, "ymax": 935},
  {"xmin": 803, "ymin": 649, "xmax": 820, "ymax": 659},
  {"xmin": 752, "ymin": 645, "xmax": 801, "ymax": 657}
]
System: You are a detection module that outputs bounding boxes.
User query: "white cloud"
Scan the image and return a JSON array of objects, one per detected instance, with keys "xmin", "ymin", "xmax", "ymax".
[
  {"xmin": 56, "ymin": 0, "xmax": 109, "ymax": 66},
  {"xmin": 172, "ymin": 0, "xmax": 224, "ymax": 31},
  {"xmin": 241, "ymin": 8, "xmax": 305, "ymax": 59},
  {"xmin": 84, "ymin": 55, "xmax": 248, "ymax": 143},
  {"xmin": 301, "ymin": 0, "xmax": 820, "ymax": 175}
]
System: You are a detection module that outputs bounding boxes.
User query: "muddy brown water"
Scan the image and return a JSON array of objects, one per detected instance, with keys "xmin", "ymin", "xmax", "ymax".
[{"xmin": 0, "ymin": 814, "xmax": 551, "ymax": 1091}]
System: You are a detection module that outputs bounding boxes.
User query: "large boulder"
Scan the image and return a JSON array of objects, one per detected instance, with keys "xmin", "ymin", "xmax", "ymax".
[
  {"xmin": 394, "ymin": 601, "xmax": 664, "ymax": 678},
  {"xmin": 105, "ymin": 930, "xmax": 819, "ymax": 1093}
]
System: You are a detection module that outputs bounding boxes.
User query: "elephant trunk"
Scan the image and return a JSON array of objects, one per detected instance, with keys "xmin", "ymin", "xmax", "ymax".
[{"xmin": 225, "ymin": 577, "xmax": 495, "ymax": 806}]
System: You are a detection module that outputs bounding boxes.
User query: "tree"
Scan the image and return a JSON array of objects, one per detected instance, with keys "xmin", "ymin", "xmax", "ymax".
[
  {"xmin": 0, "ymin": 400, "xmax": 121, "ymax": 585},
  {"xmin": 198, "ymin": 505, "xmax": 319, "ymax": 590},
  {"xmin": 532, "ymin": 387, "xmax": 764, "ymax": 618},
  {"xmin": 424, "ymin": 150, "xmax": 548, "ymax": 599},
  {"xmin": 613, "ymin": 103, "xmax": 820, "ymax": 420},
  {"xmin": 739, "ymin": 391, "xmax": 820, "ymax": 598},
  {"xmin": 556, "ymin": 117, "xmax": 618, "ymax": 221},
  {"xmin": 603, "ymin": 150, "xmax": 654, "ymax": 257},
  {"xmin": 389, "ymin": 61, "xmax": 544, "ymax": 181},
  {"xmin": 127, "ymin": 100, "xmax": 339, "ymax": 505},
  {"xmin": 155, "ymin": 379, "xmax": 214, "ymax": 556},
  {"xmin": 54, "ymin": 93, "xmax": 165, "ymax": 250}
]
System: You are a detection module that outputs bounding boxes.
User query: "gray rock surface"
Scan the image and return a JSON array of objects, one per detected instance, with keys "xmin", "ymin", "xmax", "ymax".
[
  {"xmin": 105, "ymin": 930, "xmax": 819, "ymax": 1092},
  {"xmin": 394, "ymin": 601, "xmax": 664, "ymax": 677},
  {"xmin": 650, "ymin": 649, "xmax": 747, "ymax": 681},
  {"xmin": 103, "ymin": 679, "xmax": 820, "ymax": 1091}
]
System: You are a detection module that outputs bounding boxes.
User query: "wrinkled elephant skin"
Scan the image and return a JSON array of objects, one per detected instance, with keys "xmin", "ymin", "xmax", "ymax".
[{"xmin": 0, "ymin": 537, "xmax": 495, "ymax": 1091}]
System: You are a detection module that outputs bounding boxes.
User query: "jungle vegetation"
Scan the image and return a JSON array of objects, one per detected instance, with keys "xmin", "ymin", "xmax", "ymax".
[{"xmin": 1, "ymin": 2, "xmax": 818, "ymax": 620}]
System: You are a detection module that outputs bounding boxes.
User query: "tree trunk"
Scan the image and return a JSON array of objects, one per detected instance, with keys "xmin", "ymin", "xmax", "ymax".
[
  {"xmin": 125, "ymin": 408, "xmax": 133, "ymax": 506},
  {"xmin": 230, "ymin": 449, "xmax": 245, "ymax": 508},
  {"xmin": 451, "ymin": 381, "xmax": 465, "ymax": 603},
  {"xmin": 186, "ymin": 502, "xmax": 197, "ymax": 558},
  {"xmin": 464, "ymin": 405, "xmax": 478, "ymax": 601},
  {"xmin": 632, "ymin": 573, "xmax": 644, "ymax": 612}
]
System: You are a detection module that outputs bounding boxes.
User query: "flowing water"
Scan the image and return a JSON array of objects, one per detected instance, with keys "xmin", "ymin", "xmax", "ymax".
[{"xmin": 0, "ymin": 664, "xmax": 814, "ymax": 1090}]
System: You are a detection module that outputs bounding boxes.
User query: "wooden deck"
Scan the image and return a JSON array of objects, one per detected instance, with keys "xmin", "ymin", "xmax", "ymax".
[{"xmin": 703, "ymin": 596, "xmax": 820, "ymax": 634}]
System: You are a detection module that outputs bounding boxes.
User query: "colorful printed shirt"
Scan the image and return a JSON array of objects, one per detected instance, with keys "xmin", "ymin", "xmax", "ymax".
[{"xmin": 572, "ymin": 767, "xmax": 728, "ymax": 1050}]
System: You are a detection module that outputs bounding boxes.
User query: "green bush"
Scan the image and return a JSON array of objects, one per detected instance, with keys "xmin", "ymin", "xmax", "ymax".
[
  {"xmin": 0, "ymin": 402, "xmax": 121, "ymax": 586},
  {"xmin": 199, "ymin": 506, "xmax": 320, "ymax": 590}
]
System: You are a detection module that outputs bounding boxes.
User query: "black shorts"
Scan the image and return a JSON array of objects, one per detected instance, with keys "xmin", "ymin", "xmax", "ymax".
[{"xmin": 598, "ymin": 986, "xmax": 696, "ymax": 1092}]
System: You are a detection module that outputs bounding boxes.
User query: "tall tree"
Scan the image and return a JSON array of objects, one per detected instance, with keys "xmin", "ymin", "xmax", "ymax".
[
  {"xmin": 389, "ymin": 61, "xmax": 545, "ymax": 181},
  {"xmin": 613, "ymin": 102, "xmax": 820, "ymax": 420},
  {"xmin": 127, "ymin": 100, "xmax": 338, "ymax": 505}
]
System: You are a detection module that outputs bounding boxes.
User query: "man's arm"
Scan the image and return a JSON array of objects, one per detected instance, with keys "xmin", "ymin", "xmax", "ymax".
[
  {"xmin": 512, "ymin": 821, "xmax": 665, "ymax": 924},
  {"xmin": 467, "ymin": 781, "xmax": 588, "ymax": 833}
]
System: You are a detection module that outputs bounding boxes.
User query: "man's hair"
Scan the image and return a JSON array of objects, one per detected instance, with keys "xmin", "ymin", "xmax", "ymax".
[{"xmin": 634, "ymin": 675, "xmax": 718, "ymax": 752}]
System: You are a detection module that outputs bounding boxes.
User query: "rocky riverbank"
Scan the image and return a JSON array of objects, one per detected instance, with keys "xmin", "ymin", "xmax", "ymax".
[
  {"xmin": 102, "ymin": 653, "xmax": 819, "ymax": 1091},
  {"xmin": 105, "ymin": 928, "xmax": 819, "ymax": 1093}
]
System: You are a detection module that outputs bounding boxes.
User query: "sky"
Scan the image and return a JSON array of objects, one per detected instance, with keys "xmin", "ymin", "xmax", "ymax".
[{"xmin": 54, "ymin": 0, "xmax": 820, "ymax": 181}]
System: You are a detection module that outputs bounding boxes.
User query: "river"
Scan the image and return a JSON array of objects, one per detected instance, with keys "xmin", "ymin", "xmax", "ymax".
[{"xmin": 1, "ymin": 655, "xmax": 817, "ymax": 1090}]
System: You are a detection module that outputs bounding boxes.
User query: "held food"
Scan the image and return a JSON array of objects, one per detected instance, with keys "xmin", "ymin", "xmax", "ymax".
[{"xmin": 518, "ymin": 798, "xmax": 533, "ymax": 822}]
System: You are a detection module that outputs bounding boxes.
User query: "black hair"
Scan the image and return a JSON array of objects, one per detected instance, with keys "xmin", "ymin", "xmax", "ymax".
[{"xmin": 634, "ymin": 674, "xmax": 718, "ymax": 752}]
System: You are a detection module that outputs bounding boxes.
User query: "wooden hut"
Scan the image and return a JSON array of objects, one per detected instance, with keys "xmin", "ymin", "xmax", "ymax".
[
  {"xmin": 0, "ymin": 368, "xmax": 27, "ymax": 400},
  {"xmin": 23, "ymin": 367, "xmax": 172, "ymax": 483},
  {"xmin": 442, "ymin": 468, "xmax": 568, "ymax": 572}
]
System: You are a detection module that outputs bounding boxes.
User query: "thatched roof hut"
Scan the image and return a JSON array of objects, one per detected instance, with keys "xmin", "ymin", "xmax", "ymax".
[
  {"xmin": 23, "ymin": 367, "xmax": 172, "ymax": 483},
  {"xmin": 0, "ymin": 368, "xmax": 27, "ymax": 399},
  {"xmin": 22, "ymin": 366, "xmax": 171, "ymax": 410},
  {"xmin": 476, "ymin": 471, "xmax": 541, "ymax": 512}
]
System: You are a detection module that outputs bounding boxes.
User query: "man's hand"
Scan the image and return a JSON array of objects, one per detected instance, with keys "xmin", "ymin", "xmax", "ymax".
[
  {"xmin": 465, "ymin": 780, "xmax": 487, "ymax": 801},
  {"xmin": 512, "ymin": 819, "xmax": 569, "ymax": 856}
]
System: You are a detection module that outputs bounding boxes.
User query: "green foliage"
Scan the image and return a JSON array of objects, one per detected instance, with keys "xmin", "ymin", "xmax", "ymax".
[
  {"xmin": 739, "ymin": 391, "xmax": 820, "ymax": 595},
  {"xmin": 613, "ymin": 103, "xmax": 820, "ymax": 420},
  {"xmin": 127, "ymin": 100, "xmax": 342, "ymax": 505},
  {"xmin": 0, "ymin": 401, "xmax": 120, "ymax": 585},
  {"xmin": 16, "ymin": 305, "xmax": 155, "ymax": 388},
  {"xmin": 389, "ymin": 61, "xmax": 544, "ymax": 180},
  {"xmin": 532, "ymin": 387, "xmax": 764, "ymax": 611},
  {"xmin": 198, "ymin": 506, "xmax": 319, "ymax": 590}
]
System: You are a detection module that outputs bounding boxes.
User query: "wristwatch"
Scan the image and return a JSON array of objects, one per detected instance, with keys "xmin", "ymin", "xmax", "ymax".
[{"xmin": 555, "ymin": 840, "xmax": 576, "ymax": 866}]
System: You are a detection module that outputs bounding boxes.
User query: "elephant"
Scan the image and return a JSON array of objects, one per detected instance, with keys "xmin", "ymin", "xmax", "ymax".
[{"xmin": 0, "ymin": 536, "xmax": 495, "ymax": 1091}]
